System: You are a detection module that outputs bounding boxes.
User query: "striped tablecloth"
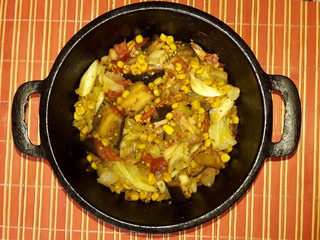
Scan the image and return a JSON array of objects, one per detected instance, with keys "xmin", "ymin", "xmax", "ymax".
[{"xmin": 1, "ymin": 0, "xmax": 319, "ymax": 239}]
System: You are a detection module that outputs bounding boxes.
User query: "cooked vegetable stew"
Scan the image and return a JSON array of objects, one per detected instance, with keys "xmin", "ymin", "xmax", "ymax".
[{"xmin": 73, "ymin": 33, "xmax": 240, "ymax": 202}]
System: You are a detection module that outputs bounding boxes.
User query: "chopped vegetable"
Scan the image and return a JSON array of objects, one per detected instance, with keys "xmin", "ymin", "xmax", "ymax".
[
  {"xmin": 73, "ymin": 33, "xmax": 240, "ymax": 203},
  {"xmin": 75, "ymin": 60, "xmax": 99, "ymax": 96}
]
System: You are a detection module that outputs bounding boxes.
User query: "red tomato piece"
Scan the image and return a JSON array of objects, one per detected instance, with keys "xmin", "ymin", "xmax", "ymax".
[
  {"xmin": 173, "ymin": 59, "xmax": 188, "ymax": 72},
  {"xmin": 114, "ymin": 40, "xmax": 129, "ymax": 61},
  {"xmin": 107, "ymin": 90, "xmax": 122, "ymax": 100},
  {"xmin": 204, "ymin": 54, "xmax": 218, "ymax": 64},
  {"xmin": 141, "ymin": 152, "xmax": 168, "ymax": 172},
  {"xmin": 95, "ymin": 140, "xmax": 122, "ymax": 161},
  {"xmin": 151, "ymin": 157, "xmax": 168, "ymax": 172}
]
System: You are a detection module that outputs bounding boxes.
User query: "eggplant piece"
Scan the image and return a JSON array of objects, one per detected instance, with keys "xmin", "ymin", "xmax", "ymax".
[
  {"xmin": 150, "ymin": 105, "xmax": 172, "ymax": 122},
  {"xmin": 81, "ymin": 138, "xmax": 98, "ymax": 156},
  {"xmin": 140, "ymin": 34, "xmax": 164, "ymax": 54},
  {"xmin": 166, "ymin": 182, "xmax": 188, "ymax": 203},
  {"xmin": 123, "ymin": 69, "xmax": 165, "ymax": 85},
  {"xmin": 92, "ymin": 100, "xmax": 124, "ymax": 146},
  {"xmin": 141, "ymin": 34, "xmax": 158, "ymax": 52},
  {"xmin": 119, "ymin": 81, "xmax": 155, "ymax": 116}
]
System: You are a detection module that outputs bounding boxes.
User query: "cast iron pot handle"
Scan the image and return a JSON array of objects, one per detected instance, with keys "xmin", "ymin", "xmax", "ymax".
[
  {"xmin": 268, "ymin": 75, "xmax": 301, "ymax": 157},
  {"xmin": 12, "ymin": 80, "xmax": 46, "ymax": 158}
]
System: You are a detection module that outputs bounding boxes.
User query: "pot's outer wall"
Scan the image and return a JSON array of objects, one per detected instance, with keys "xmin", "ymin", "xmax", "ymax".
[{"xmin": 39, "ymin": 2, "xmax": 272, "ymax": 233}]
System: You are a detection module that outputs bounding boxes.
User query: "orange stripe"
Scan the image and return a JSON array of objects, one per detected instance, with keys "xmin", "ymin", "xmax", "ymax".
[
  {"xmin": 0, "ymin": 0, "xmax": 8, "ymax": 237},
  {"xmin": 311, "ymin": 3, "xmax": 319, "ymax": 240}
]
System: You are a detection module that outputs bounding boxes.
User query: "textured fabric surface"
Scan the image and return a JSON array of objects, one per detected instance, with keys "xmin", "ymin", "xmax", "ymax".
[{"xmin": 1, "ymin": 0, "xmax": 319, "ymax": 239}]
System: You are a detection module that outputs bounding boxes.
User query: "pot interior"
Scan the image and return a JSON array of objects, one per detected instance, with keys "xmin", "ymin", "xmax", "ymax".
[{"xmin": 45, "ymin": 6, "xmax": 265, "ymax": 230}]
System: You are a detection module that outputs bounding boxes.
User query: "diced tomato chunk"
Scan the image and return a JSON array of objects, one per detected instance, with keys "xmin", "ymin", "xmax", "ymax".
[
  {"xmin": 116, "ymin": 79, "xmax": 132, "ymax": 87},
  {"xmin": 95, "ymin": 140, "xmax": 122, "ymax": 161},
  {"xmin": 107, "ymin": 90, "xmax": 122, "ymax": 100},
  {"xmin": 204, "ymin": 54, "xmax": 218, "ymax": 64},
  {"xmin": 141, "ymin": 152, "xmax": 168, "ymax": 172},
  {"xmin": 151, "ymin": 157, "xmax": 168, "ymax": 172},
  {"xmin": 173, "ymin": 59, "xmax": 188, "ymax": 72},
  {"xmin": 114, "ymin": 40, "xmax": 129, "ymax": 61},
  {"xmin": 203, "ymin": 112, "xmax": 210, "ymax": 132}
]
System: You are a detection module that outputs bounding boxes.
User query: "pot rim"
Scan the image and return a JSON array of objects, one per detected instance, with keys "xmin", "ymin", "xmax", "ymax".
[{"xmin": 40, "ymin": 2, "xmax": 272, "ymax": 233}]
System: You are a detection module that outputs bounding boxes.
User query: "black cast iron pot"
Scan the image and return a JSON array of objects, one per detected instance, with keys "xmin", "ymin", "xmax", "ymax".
[{"xmin": 12, "ymin": 2, "xmax": 301, "ymax": 234}]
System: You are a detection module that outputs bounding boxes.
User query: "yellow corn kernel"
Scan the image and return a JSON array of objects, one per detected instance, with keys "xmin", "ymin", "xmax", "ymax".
[
  {"xmin": 101, "ymin": 138, "xmax": 109, "ymax": 146},
  {"xmin": 114, "ymin": 183, "xmax": 122, "ymax": 190},
  {"xmin": 166, "ymin": 35, "xmax": 174, "ymax": 44},
  {"xmin": 175, "ymin": 62, "xmax": 182, "ymax": 72},
  {"xmin": 129, "ymin": 63, "xmax": 138, "ymax": 70},
  {"xmin": 147, "ymin": 134, "xmax": 156, "ymax": 143},
  {"xmin": 123, "ymin": 183, "xmax": 131, "ymax": 190},
  {"xmin": 210, "ymin": 98, "xmax": 220, "ymax": 108},
  {"xmin": 203, "ymin": 132, "xmax": 209, "ymax": 140},
  {"xmin": 144, "ymin": 104, "xmax": 151, "ymax": 113},
  {"xmin": 198, "ymin": 113, "xmax": 205, "ymax": 123},
  {"xmin": 226, "ymin": 147, "xmax": 233, "ymax": 153},
  {"xmin": 154, "ymin": 98, "xmax": 161, "ymax": 104},
  {"xmin": 190, "ymin": 160, "xmax": 196, "ymax": 168},
  {"xmin": 117, "ymin": 105, "xmax": 123, "ymax": 111},
  {"xmin": 190, "ymin": 60, "xmax": 200, "ymax": 69},
  {"xmin": 195, "ymin": 67, "xmax": 205, "ymax": 75},
  {"xmin": 172, "ymin": 103, "xmax": 179, "ymax": 109},
  {"xmin": 175, "ymin": 73, "xmax": 187, "ymax": 80},
  {"xmin": 169, "ymin": 42, "xmax": 177, "ymax": 51},
  {"xmin": 137, "ymin": 143, "xmax": 147, "ymax": 149},
  {"xmin": 154, "ymin": 77, "xmax": 162, "ymax": 86},
  {"xmin": 163, "ymin": 124, "xmax": 174, "ymax": 135},
  {"xmin": 91, "ymin": 162, "xmax": 97, "ymax": 170},
  {"xmin": 122, "ymin": 90, "xmax": 130, "ymax": 98},
  {"xmin": 180, "ymin": 85, "xmax": 190, "ymax": 94},
  {"xmin": 165, "ymin": 112, "xmax": 174, "ymax": 120},
  {"xmin": 139, "ymin": 134, "xmax": 148, "ymax": 141},
  {"xmin": 137, "ymin": 54, "xmax": 146, "ymax": 63},
  {"xmin": 217, "ymin": 81, "xmax": 226, "ymax": 87},
  {"xmin": 116, "ymin": 60, "xmax": 124, "ymax": 68},
  {"xmin": 81, "ymin": 125, "xmax": 89, "ymax": 134},
  {"xmin": 123, "ymin": 65, "xmax": 130, "ymax": 74},
  {"xmin": 154, "ymin": 138, "xmax": 161, "ymax": 144},
  {"xmin": 169, "ymin": 120, "xmax": 176, "ymax": 127},
  {"xmin": 203, "ymin": 79, "xmax": 213, "ymax": 86},
  {"xmin": 75, "ymin": 106, "xmax": 85, "ymax": 115},
  {"xmin": 198, "ymin": 107, "xmax": 205, "ymax": 114},
  {"xmin": 131, "ymin": 68, "xmax": 142, "ymax": 75},
  {"xmin": 221, "ymin": 153, "xmax": 231, "ymax": 162},
  {"xmin": 134, "ymin": 114, "xmax": 142, "ymax": 122},
  {"xmin": 151, "ymin": 192, "xmax": 160, "ymax": 201},
  {"xmin": 86, "ymin": 154, "xmax": 92, "ymax": 163},
  {"xmin": 116, "ymin": 97, "xmax": 124, "ymax": 104},
  {"xmin": 73, "ymin": 112, "xmax": 80, "ymax": 120},
  {"xmin": 204, "ymin": 138, "xmax": 212, "ymax": 147},
  {"xmin": 148, "ymin": 173, "xmax": 156, "ymax": 185},
  {"xmin": 163, "ymin": 173, "xmax": 172, "ymax": 183},
  {"xmin": 135, "ymin": 34, "xmax": 143, "ymax": 44},
  {"xmin": 201, "ymin": 146, "xmax": 208, "ymax": 151},
  {"xmin": 162, "ymin": 45, "xmax": 170, "ymax": 51},
  {"xmin": 191, "ymin": 100, "xmax": 201, "ymax": 110},
  {"xmin": 148, "ymin": 82, "xmax": 155, "ymax": 89},
  {"xmin": 232, "ymin": 116, "xmax": 240, "ymax": 124},
  {"xmin": 160, "ymin": 33, "xmax": 167, "ymax": 42},
  {"xmin": 88, "ymin": 101, "xmax": 95, "ymax": 109},
  {"xmin": 153, "ymin": 88, "xmax": 160, "ymax": 97},
  {"xmin": 197, "ymin": 122, "xmax": 202, "ymax": 128},
  {"xmin": 130, "ymin": 192, "xmax": 140, "ymax": 201},
  {"xmin": 139, "ymin": 62, "xmax": 148, "ymax": 72},
  {"xmin": 139, "ymin": 191, "xmax": 148, "ymax": 200}
]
